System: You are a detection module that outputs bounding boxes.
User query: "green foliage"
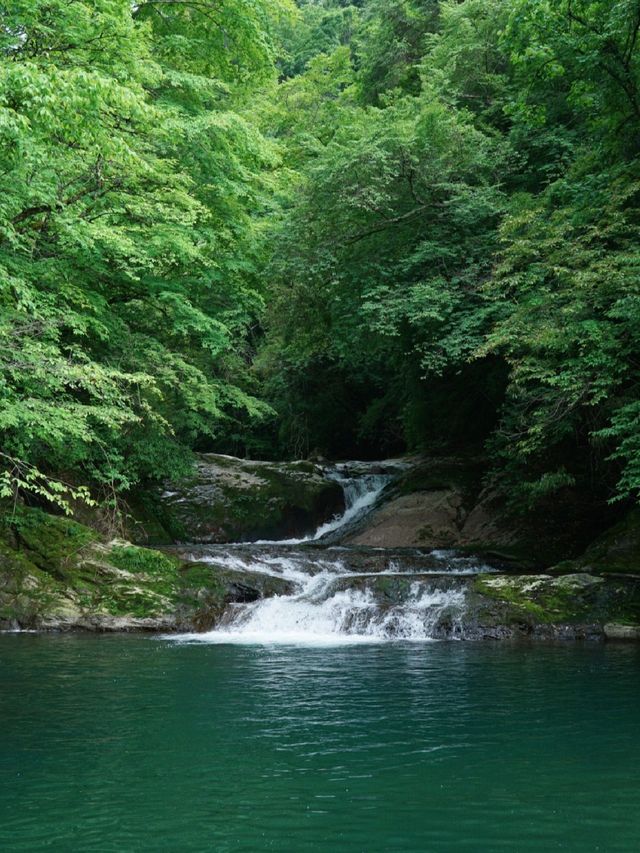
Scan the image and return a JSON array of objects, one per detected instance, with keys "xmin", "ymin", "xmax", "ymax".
[
  {"xmin": 356, "ymin": 0, "xmax": 439, "ymax": 103},
  {"xmin": 482, "ymin": 158, "xmax": 640, "ymax": 504},
  {"xmin": 4, "ymin": 0, "xmax": 640, "ymax": 517},
  {"xmin": 276, "ymin": 1, "xmax": 360, "ymax": 79},
  {"xmin": 259, "ymin": 7, "xmax": 508, "ymax": 456},
  {"xmin": 254, "ymin": 0, "xmax": 640, "ymax": 508},
  {"xmin": 504, "ymin": 0, "xmax": 640, "ymax": 155},
  {"xmin": 0, "ymin": 0, "xmax": 286, "ymax": 508}
]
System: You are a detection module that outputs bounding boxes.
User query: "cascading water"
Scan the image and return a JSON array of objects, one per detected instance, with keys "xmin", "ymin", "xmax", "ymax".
[
  {"xmin": 173, "ymin": 461, "xmax": 497, "ymax": 645},
  {"xmin": 255, "ymin": 464, "xmax": 395, "ymax": 545},
  {"xmin": 174, "ymin": 550, "xmax": 482, "ymax": 645}
]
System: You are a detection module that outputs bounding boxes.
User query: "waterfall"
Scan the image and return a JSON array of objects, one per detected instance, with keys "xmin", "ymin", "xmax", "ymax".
[
  {"xmin": 256, "ymin": 463, "xmax": 396, "ymax": 545},
  {"xmin": 171, "ymin": 549, "xmax": 490, "ymax": 645},
  {"xmin": 172, "ymin": 461, "xmax": 497, "ymax": 645}
]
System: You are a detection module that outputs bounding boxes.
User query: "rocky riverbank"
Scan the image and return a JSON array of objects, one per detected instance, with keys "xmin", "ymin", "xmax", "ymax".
[
  {"xmin": 127, "ymin": 454, "xmax": 345, "ymax": 545},
  {"xmin": 342, "ymin": 456, "xmax": 619, "ymax": 569},
  {"xmin": 1, "ymin": 454, "xmax": 639, "ymax": 638},
  {"xmin": 0, "ymin": 508, "xmax": 296, "ymax": 632}
]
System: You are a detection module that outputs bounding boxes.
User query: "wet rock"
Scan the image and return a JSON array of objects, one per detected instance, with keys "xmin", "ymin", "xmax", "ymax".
[
  {"xmin": 174, "ymin": 561, "xmax": 293, "ymax": 633},
  {"xmin": 470, "ymin": 572, "xmax": 640, "ymax": 636},
  {"xmin": 343, "ymin": 456, "xmax": 611, "ymax": 569},
  {"xmin": 0, "ymin": 508, "xmax": 293, "ymax": 633},
  {"xmin": 330, "ymin": 572, "xmax": 469, "ymax": 605},
  {"xmin": 604, "ymin": 623, "xmax": 640, "ymax": 641},
  {"xmin": 343, "ymin": 457, "xmax": 487, "ymax": 550},
  {"xmin": 346, "ymin": 490, "xmax": 464, "ymax": 548},
  {"xmin": 136, "ymin": 454, "xmax": 345, "ymax": 545},
  {"xmin": 3, "ymin": 509, "xmax": 639, "ymax": 639}
]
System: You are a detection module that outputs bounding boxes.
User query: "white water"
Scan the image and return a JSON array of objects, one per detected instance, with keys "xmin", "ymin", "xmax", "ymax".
[
  {"xmin": 172, "ymin": 462, "xmax": 495, "ymax": 646},
  {"xmin": 173, "ymin": 550, "xmax": 481, "ymax": 646},
  {"xmin": 255, "ymin": 467, "xmax": 394, "ymax": 545}
]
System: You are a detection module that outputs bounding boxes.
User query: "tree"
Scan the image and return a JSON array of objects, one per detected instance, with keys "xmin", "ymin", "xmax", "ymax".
[{"xmin": 0, "ymin": 0, "xmax": 287, "ymax": 511}]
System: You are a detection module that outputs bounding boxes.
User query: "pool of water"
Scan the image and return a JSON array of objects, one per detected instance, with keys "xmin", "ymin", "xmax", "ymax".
[{"xmin": 1, "ymin": 635, "xmax": 639, "ymax": 851}]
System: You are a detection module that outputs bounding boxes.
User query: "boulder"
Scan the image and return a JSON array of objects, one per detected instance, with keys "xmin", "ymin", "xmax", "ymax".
[
  {"xmin": 346, "ymin": 489, "xmax": 464, "ymax": 547},
  {"xmin": 0, "ymin": 508, "xmax": 292, "ymax": 632},
  {"xmin": 604, "ymin": 623, "xmax": 640, "ymax": 641},
  {"xmin": 130, "ymin": 453, "xmax": 345, "ymax": 545},
  {"xmin": 471, "ymin": 572, "xmax": 640, "ymax": 636},
  {"xmin": 343, "ymin": 456, "xmax": 611, "ymax": 568}
]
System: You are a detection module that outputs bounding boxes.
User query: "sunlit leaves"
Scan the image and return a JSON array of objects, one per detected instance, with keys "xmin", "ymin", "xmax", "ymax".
[{"xmin": 0, "ymin": 0, "xmax": 284, "ymax": 508}]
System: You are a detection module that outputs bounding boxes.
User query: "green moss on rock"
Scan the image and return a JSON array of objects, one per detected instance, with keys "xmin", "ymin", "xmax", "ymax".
[
  {"xmin": 109, "ymin": 545, "xmax": 180, "ymax": 576},
  {"xmin": 472, "ymin": 572, "xmax": 640, "ymax": 629},
  {"xmin": 0, "ymin": 507, "xmax": 294, "ymax": 630},
  {"xmin": 10, "ymin": 508, "xmax": 98, "ymax": 578},
  {"xmin": 0, "ymin": 536, "xmax": 66, "ymax": 625},
  {"xmin": 154, "ymin": 454, "xmax": 345, "ymax": 544}
]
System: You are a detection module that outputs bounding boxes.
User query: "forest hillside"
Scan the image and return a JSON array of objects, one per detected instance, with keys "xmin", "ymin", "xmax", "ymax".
[{"xmin": 2, "ymin": 0, "xmax": 640, "ymax": 529}]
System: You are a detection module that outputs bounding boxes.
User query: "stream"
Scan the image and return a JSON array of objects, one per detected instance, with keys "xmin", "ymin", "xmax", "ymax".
[
  {"xmin": 172, "ymin": 462, "xmax": 497, "ymax": 644},
  {"xmin": 2, "ymin": 464, "xmax": 639, "ymax": 851},
  {"xmin": 2, "ymin": 636, "xmax": 639, "ymax": 851}
]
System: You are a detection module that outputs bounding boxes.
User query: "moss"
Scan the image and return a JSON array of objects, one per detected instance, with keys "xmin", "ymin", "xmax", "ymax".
[
  {"xmin": 109, "ymin": 544, "xmax": 180, "ymax": 576},
  {"xmin": 0, "ymin": 508, "xmax": 188, "ymax": 623},
  {"xmin": 0, "ymin": 505, "xmax": 297, "ymax": 628},
  {"xmin": 0, "ymin": 538, "xmax": 40, "ymax": 580},
  {"xmin": 83, "ymin": 544, "xmax": 182, "ymax": 617},
  {"xmin": 0, "ymin": 534, "xmax": 71, "ymax": 625},
  {"xmin": 180, "ymin": 561, "xmax": 226, "ymax": 591},
  {"xmin": 8, "ymin": 508, "xmax": 99, "ymax": 578},
  {"xmin": 473, "ymin": 576, "xmax": 550, "ymax": 619},
  {"xmin": 99, "ymin": 585, "xmax": 174, "ymax": 618},
  {"xmin": 473, "ymin": 572, "xmax": 640, "ymax": 627}
]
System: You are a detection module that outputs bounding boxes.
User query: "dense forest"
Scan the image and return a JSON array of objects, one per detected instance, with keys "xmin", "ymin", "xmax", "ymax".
[
  {"xmin": 4, "ymin": 6, "xmax": 640, "ymax": 842},
  {"xmin": 2, "ymin": 0, "xmax": 640, "ymax": 520}
]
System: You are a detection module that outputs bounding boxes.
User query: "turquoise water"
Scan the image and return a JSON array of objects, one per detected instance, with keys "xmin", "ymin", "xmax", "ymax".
[{"xmin": 1, "ymin": 636, "xmax": 639, "ymax": 852}]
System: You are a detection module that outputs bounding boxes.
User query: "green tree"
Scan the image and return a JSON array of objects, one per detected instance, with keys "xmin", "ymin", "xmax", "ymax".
[{"xmin": 0, "ymin": 0, "xmax": 287, "ymax": 511}]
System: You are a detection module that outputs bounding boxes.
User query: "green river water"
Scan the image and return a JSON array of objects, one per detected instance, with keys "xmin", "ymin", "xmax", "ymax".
[{"xmin": 1, "ymin": 635, "xmax": 639, "ymax": 852}]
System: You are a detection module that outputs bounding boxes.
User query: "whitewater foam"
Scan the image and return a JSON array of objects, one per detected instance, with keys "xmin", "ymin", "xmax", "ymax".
[
  {"xmin": 171, "ymin": 550, "xmax": 472, "ymax": 645},
  {"xmin": 169, "ymin": 461, "xmax": 493, "ymax": 646},
  {"xmin": 253, "ymin": 468, "xmax": 394, "ymax": 545}
]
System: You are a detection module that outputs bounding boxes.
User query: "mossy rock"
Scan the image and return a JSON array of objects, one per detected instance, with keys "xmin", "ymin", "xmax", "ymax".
[
  {"xmin": 109, "ymin": 544, "xmax": 180, "ymax": 576},
  {"xmin": 555, "ymin": 509, "xmax": 640, "ymax": 576},
  {"xmin": 152, "ymin": 453, "xmax": 345, "ymax": 544},
  {"xmin": 9, "ymin": 508, "xmax": 99, "ymax": 578},
  {"xmin": 0, "ymin": 537, "xmax": 68, "ymax": 626},
  {"xmin": 472, "ymin": 573, "xmax": 640, "ymax": 628},
  {"xmin": 0, "ymin": 507, "xmax": 295, "ymax": 630}
]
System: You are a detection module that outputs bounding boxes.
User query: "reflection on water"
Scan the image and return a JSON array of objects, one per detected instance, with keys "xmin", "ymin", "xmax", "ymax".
[{"xmin": 1, "ymin": 635, "xmax": 639, "ymax": 852}]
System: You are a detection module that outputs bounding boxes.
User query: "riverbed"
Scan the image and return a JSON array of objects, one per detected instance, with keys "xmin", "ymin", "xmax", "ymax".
[{"xmin": 1, "ymin": 635, "xmax": 639, "ymax": 851}]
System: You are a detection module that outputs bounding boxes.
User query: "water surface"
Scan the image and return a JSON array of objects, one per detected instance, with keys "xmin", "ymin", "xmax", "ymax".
[{"xmin": 1, "ymin": 636, "xmax": 639, "ymax": 851}]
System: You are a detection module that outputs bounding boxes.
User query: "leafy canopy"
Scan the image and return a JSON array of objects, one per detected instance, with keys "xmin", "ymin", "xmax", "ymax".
[{"xmin": 0, "ymin": 0, "xmax": 289, "ymax": 509}]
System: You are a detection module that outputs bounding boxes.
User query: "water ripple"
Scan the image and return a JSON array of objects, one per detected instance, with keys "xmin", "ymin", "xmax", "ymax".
[{"xmin": 1, "ymin": 636, "xmax": 639, "ymax": 852}]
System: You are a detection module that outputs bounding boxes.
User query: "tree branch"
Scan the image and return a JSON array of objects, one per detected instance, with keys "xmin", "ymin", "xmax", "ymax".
[{"xmin": 344, "ymin": 205, "xmax": 428, "ymax": 244}]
